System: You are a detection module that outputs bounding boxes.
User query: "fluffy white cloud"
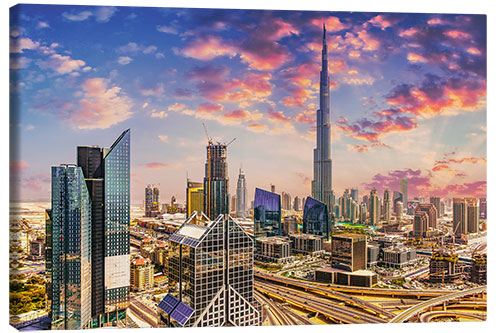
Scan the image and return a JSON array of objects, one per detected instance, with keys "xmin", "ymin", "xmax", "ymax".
[
  {"xmin": 157, "ymin": 25, "xmax": 177, "ymax": 34},
  {"xmin": 62, "ymin": 10, "xmax": 93, "ymax": 21},
  {"xmin": 95, "ymin": 7, "xmax": 117, "ymax": 22},
  {"xmin": 117, "ymin": 56, "xmax": 133, "ymax": 65},
  {"xmin": 38, "ymin": 53, "xmax": 86, "ymax": 74},
  {"xmin": 10, "ymin": 38, "xmax": 40, "ymax": 53}
]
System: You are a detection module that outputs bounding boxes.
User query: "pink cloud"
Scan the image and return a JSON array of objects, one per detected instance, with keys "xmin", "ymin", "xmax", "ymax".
[
  {"xmin": 347, "ymin": 142, "xmax": 391, "ymax": 153},
  {"xmin": 445, "ymin": 30, "xmax": 471, "ymax": 39},
  {"xmin": 142, "ymin": 162, "xmax": 171, "ymax": 169},
  {"xmin": 407, "ymin": 52, "xmax": 427, "ymax": 63},
  {"xmin": 65, "ymin": 78, "xmax": 133, "ymax": 130},
  {"xmin": 268, "ymin": 109, "xmax": 291, "ymax": 123},
  {"xmin": 427, "ymin": 18, "xmax": 444, "ymax": 25},
  {"xmin": 247, "ymin": 123, "xmax": 268, "ymax": 133},
  {"xmin": 181, "ymin": 35, "xmax": 237, "ymax": 60},
  {"xmin": 38, "ymin": 53, "xmax": 86, "ymax": 74}
]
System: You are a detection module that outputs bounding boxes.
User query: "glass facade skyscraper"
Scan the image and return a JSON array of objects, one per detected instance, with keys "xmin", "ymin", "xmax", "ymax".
[
  {"xmin": 254, "ymin": 188, "xmax": 282, "ymax": 238},
  {"xmin": 103, "ymin": 129, "xmax": 131, "ymax": 313},
  {"xmin": 76, "ymin": 129, "xmax": 130, "ymax": 324},
  {"xmin": 303, "ymin": 196, "xmax": 330, "ymax": 240},
  {"xmin": 48, "ymin": 165, "xmax": 92, "ymax": 330},
  {"xmin": 162, "ymin": 214, "xmax": 260, "ymax": 327},
  {"xmin": 312, "ymin": 24, "xmax": 335, "ymax": 215}
]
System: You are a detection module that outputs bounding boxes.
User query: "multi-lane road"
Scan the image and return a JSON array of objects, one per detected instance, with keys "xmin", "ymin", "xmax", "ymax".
[{"xmin": 390, "ymin": 286, "xmax": 487, "ymax": 323}]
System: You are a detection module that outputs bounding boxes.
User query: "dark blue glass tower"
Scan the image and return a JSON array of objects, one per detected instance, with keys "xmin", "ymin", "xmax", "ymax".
[
  {"xmin": 312, "ymin": 24, "xmax": 335, "ymax": 215},
  {"xmin": 48, "ymin": 165, "xmax": 92, "ymax": 330},
  {"xmin": 303, "ymin": 196, "xmax": 330, "ymax": 240},
  {"xmin": 253, "ymin": 188, "xmax": 281, "ymax": 238}
]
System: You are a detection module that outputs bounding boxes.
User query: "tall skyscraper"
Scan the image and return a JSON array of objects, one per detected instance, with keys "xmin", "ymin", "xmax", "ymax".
[
  {"xmin": 465, "ymin": 197, "xmax": 479, "ymax": 234},
  {"xmin": 254, "ymin": 188, "xmax": 282, "ymax": 238},
  {"xmin": 430, "ymin": 196, "xmax": 441, "ymax": 218},
  {"xmin": 383, "ymin": 189, "xmax": 391, "ymax": 222},
  {"xmin": 162, "ymin": 214, "xmax": 260, "ymax": 326},
  {"xmin": 369, "ymin": 188, "xmax": 380, "ymax": 226},
  {"xmin": 453, "ymin": 198, "xmax": 468, "ymax": 237},
  {"xmin": 400, "ymin": 179, "xmax": 408, "ymax": 210},
  {"xmin": 282, "ymin": 192, "xmax": 292, "ymax": 210},
  {"xmin": 236, "ymin": 168, "xmax": 248, "ymax": 217},
  {"xmin": 47, "ymin": 165, "xmax": 92, "ymax": 330},
  {"xmin": 312, "ymin": 24, "xmax": 334, "ymax": 215},
  {"xmin": 186, "ymin": 180, "xmax": 204, "ymax": 218},
  {"xmin": 77, "ymin": 129, "xmax": 131, "ymax": 323},
  {"xmin": 350, "ymin": 188, "xmax": 358, "ymax": 203},
  {"xmin": 303, "ymin": 196, "xmax": 330, "ymax": 240},
  {"xmin": 204, "ymin": 143, "xmax": 229, "ymax": 220}
]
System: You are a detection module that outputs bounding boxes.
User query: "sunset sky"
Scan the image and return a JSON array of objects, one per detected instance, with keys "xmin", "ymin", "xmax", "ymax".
[{"xmin": 9, "ymin": 4, "xmax": 486, "ymax": 203}]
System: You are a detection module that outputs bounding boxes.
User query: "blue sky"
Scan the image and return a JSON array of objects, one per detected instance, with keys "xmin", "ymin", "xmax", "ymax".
[{"xmin": 9, "ymin": 4, "xmax": 486, "ymax": 203}]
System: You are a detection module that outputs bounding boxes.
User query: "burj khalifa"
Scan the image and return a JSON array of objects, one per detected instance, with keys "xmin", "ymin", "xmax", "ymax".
[{"xmin": 312, "ymin": 24, "xmax": 335, "ymax": 215}]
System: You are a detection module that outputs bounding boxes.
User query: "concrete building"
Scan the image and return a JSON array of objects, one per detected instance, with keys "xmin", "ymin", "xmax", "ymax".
[
  {"xmin": 380, "ymin": 246, "xmax": 417, "ymax": 268},
  {"xmin": 369, "ymin": 188, "xmax": 380, "ymax": 225},
  {"xmin": 430, "ymin": 196, "xmax": 441, "ymax": 218},
  {"xmin": 453, "ymin": 198, "xmax": 468, "ymax": 237},
  {"xmin": 28, "ymin": 238, "xmax": 45, "ymax": 260},
  {"xmin": 331, "ymin": 233, "xmax": 367, "ymax": 272},
  {"xmin": 465, "ymin": 197, "xmax": 479, "ymax": 234},
  {"xmin": 479, "ymin": 198, "xmax": 487, "ymax": 219},
  {"xmin": 255, "ymin": 236, "xmax": 293, "ymax": 263},
  {"xmin": 415, "ymin": 203, "xmax": 437, "ymax": 229},
  {"xmin": 366, "ymin": 243, "xmax": 380, "ymax": 268},
  {"xmin": 395, "ymin": 201, "xmax": 403, "ymax": 221},
  {"xmin": 290, "ymin": 234, "xmax": 323, "ymax": 256},
  {"xmin": 400, "ymin": 178, "xmax": 408, "ymax": 210},
  {"xmin": 413, "ymin": 210, "xmax": 429, "ymax": 238},
  {"xmin": 470, "ymin": 254, "xmax": 486, "ymax": 285},
  {"xmin": 383, "ymin": 189, "xmax": 391, "ymax": 222},
  {"xmin": 236, "ymin": 168, "xmax": 248, "ymax": 218},
  {"xmin": 130, "ymin": 257, "xmax": 154, "ymax": 292}
]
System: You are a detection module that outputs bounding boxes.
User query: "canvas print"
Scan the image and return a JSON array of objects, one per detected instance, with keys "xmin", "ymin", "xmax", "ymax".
[{"xmin": 9, "ymin": 4, "xmax": 487, "ymax": 330}]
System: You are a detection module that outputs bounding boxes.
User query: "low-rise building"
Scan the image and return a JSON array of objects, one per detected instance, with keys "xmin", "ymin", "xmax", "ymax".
[
  {"xmin": 255, "ymin": 236, "xmax": 292, "ymax": 263},
  {"xmin": 131, "ymin": 257, "xmax": 154, "ymax": 292},
  {"xmin": 380, "ymin": 246, "xmax": 417, "ymax": 268},
  {"xmin": 366, "ymin": 242, "xmax": 380, "ymax": 268},
  {"xmin": 331, "ymin": 233, "xmax": 367, "ymax": 272},
  {"xmin": 290, "ymin": 233, "xmax": 323, "ymax": 256},
  {"xmin": 470, "ymin": 254, "xmax": 486, "ymax": 285},
  {"xmin": 315, "ymin": 266, "xmax": 377, "ymax": 287}
]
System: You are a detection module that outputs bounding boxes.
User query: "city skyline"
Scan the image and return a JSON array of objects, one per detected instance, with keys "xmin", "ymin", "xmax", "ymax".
[{"xmin": 10, "ymin": 5, "xmax": 486, "ymax": 204}]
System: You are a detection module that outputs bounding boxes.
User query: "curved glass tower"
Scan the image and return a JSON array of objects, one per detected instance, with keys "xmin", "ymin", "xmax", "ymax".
[{"xmin": 312, "ymin": 24, "xmax": 335, "ymax": 215}]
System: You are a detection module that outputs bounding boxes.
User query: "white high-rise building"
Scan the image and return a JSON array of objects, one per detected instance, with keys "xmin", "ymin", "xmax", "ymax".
[{"xmin": 236, "ymin": 168, "xmax": 248, "ymax": 217}]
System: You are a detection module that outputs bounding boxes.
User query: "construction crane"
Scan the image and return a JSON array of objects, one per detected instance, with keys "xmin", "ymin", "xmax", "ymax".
[{"xmin": 202, "ymin": 122, "xmax": 213, "ymax": 145}]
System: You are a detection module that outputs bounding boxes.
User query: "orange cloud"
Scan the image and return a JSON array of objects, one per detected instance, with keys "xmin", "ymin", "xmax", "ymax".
[
  {"xmin": 407, "ymin": 52, "xmax": 427, "ymax": 63},
  {"xmin": 445, "ymin": 30, "xmax": 471, "ymax": 39},
  {"xmin": 427, "ymin": 18, "xmax": 444, "ymax": 25},
  {"xmin": 311, "ymin": 16, "xmax": 348, "ymax": 32},
  {"xmin": 247, "ymin": 123, "xmax": 268, "ymax": 132},
  {"xmin": 467, "ymin": 47, "xmax": 481, "ymax": 55},
  {"xmin": 399, "ymin": 27, "xmax": 418, "ymax": 37},
  {"xmin": 181, "ymin": 35, "xmax": 236, "ymax": 60},
  {"xmin": 368, "ymin": 15, "xmax": 392, "ymax": 30}
]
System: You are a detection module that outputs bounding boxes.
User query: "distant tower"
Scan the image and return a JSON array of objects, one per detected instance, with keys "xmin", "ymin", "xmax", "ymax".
[
  {"xmin": 453, "ymin": 198, "xmax": 468, "ymax": 237},
  {"xmin": 369, "ymin": 188, "xmax": 380, "ymax": 225},
  {"xmin": 383, "ymin": 189, "xmax": 391, "ymax": 222},
  {"xmin": 400, "ymin": 178, "xmax": 408, "ymax": 210},
  {"xmin": 271, "ymin": 184, "xmax": 276, "ymax": 193},
  {"xmin": 312, "ymin": 24, "xmax": 335, "ymax": 215},
  {"xmin": 236, "ymin": 168, "xmax": 248, "ymax": 217}
]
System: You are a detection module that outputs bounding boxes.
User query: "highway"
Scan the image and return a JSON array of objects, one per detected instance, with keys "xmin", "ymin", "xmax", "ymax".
[
  {"xmin": 256, "ymin": 272, "xmax": 396, "ymax": 318},
  {"xmin": 256, "ymin": 271, "xmax": 450, "ymax": 299},
  {"xmin": 256, "ymin": 281, "xmax": 387, "ymax": 324},
  {"xmin": 419, "ymin": 311, "xmax": 486, "ymax": 322},
  {"xmin": 390, "ymin": 286, "xmax": 486, "ymax": 323}
]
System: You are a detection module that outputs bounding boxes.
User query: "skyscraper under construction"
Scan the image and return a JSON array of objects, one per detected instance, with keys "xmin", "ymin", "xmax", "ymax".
[
  {"xmin": 203, "ymin": 142, "xmax": 229, "ymax": 220},
  {"xmin": 312, "ymin": 24, "xmax": 334, "ymax": 215}
]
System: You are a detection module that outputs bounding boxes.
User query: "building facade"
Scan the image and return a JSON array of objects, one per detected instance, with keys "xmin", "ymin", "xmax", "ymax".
[
  {"xmin": 254, "ymin": 188, "xmax": 282, "ymax": 238},
  {"xmin": 311, "ymin": 25, "xmax": 335, "ymax": 215},
  {"xmin": 163, "ymin": 213, "xmax": 260, "ymax": 327},
  {"xmin": 255, "ymin": 236, "xmax": 292, "ymax": 263},
  {"xmin": 331, "ymin": 233, "xmax": 367, "ymax": 272},
  {"xmin": 430, "ymin": 196, "xmax": 441, "ymax": 218},
  {"xmin": 465, "ymin": 197, "xmax": 479, "ymax": 234},
  {"xmin": 76, "ymin": 129, "xmax": 131, "ymax": 324},
  {"xmin": 383, "ymin": 189, "xmax": 391, "ymax": 222},
  {"xmin": 186, "ymin": 180, "xmax": 204, "ymax": 218},
  {"xmin": 303, "ymin": 196, "xmax": 330, "ymax": 240},
  {"xmin": 400, "ymin": 178, "xmax": 408, "ymax": 210},
  {"xmin": 47, "ymin": 165, "xmax": 92, "ymax": 330},
  {"xmin": 415, "ymin": 203, "xmax": 437, "ymax": 230},
  {"xmin": 369, "ymin": 188, "xmax": 380, "ymax": 225},
  {"xmin": 453, "ymin": 198, "xmax": 468, "ymax": 237},
  {"xmin": 290, "ymin": 234, "xmax": 323, "ymax": 256},
  {"xmin": 130, "ymin": 257, "xmax": 154, "ymax": 292}
]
